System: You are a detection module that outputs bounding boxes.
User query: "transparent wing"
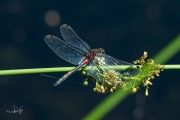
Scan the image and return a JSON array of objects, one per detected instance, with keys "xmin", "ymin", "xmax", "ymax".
[
  {"xmin": 45, "ymin": 35, "xmax": 86, "ymax": 65},
  {"xmin": 60, "ymin": 24, "xmax": 91, "ymax": 52},
  {"xmin": 85, "ymin": 53, "xmax": 138, "ymax": 82}
]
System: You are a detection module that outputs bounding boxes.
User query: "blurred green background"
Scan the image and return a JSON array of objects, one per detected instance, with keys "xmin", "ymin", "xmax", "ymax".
[{"xmin": 0, "ymin": 0, "xmax": 180, "ymax": 120}]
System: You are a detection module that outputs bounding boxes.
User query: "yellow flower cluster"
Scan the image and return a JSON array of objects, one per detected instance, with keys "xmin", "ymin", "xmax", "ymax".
[{"xmin": 82, "ymin": 51, "xmax": 165, "ymax": 96}]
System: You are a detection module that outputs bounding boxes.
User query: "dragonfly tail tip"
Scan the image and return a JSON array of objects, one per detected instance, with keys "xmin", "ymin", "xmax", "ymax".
[{"xmin": 53, "ymin": 82, "xmax": 59, "ymax": 86}]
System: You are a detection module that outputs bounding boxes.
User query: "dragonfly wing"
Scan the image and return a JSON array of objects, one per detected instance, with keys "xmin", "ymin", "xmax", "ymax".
[
  {"xmin": 97, "ymin": 53, "xmax": 139, "ymax": 76},
  {"xmin": 85, "ymin": 53, "xmax": 138, "ymax": 82},
  {"xmin": 60, "ymin": 24, "xmax": 91, "ymax": 52},
  {"xmin": 99, "ymin": 53, "xmax": 133, "ymax": 65},
  {"xmin": 45, "ymin": 35, "xmax": 86, "ymax": 65}
]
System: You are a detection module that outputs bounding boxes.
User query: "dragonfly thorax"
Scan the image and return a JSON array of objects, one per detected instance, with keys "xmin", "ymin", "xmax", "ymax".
[
  {"xmin": 85, "ymin": 48, "xmax": 105, "ymax": 60},
  {"xmin": 85, "ymin": 50, "xmax": 97, "ymax": 60}
]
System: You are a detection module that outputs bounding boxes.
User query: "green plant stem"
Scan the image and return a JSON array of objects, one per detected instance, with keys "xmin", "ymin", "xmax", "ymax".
[
  {"xmin": 0, "ymin": 65, "xmax": 179, "ymax": 76},
  {"xmin": 0, "ymin": 67, "xmax": 74, "ymax": 76},
  {"xmin": 153, "ymin": 35, "xmax": 180, "ymax": 63}
]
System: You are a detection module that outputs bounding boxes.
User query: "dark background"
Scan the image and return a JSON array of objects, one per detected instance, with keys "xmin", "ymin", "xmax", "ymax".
[{"xmin": 0, "ymin": 0, "xmax": 180, "ymax": 120}]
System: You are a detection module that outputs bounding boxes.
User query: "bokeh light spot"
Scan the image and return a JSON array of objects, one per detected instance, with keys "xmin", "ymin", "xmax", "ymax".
[
  {"xmin": 132, "ymin": 108, "xmax": 143, "ymax": 119},
  {"xmin": 44, "ymin": 10, "xmax": 61, "ymax": 28},
  {"xmin": 146, "ymin": 5, "xmax": 161, "ymax": 20},
  {"xmin": 5, "ymin": 0, "xmax": 26, "ymax": 13}
]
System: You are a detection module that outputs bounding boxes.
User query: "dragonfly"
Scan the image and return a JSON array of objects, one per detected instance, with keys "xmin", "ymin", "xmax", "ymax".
[{"xmin": 45, "ymin": 24, "xmax": 138, "ymax": 92}]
